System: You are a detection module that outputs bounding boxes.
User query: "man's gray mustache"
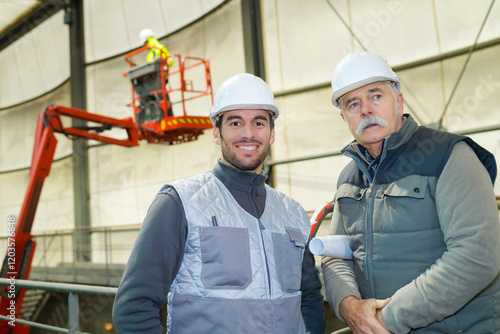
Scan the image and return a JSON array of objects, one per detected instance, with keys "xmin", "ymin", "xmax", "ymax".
[{"xmin": 355, "ymin": 116, "xmax": 388, "ymax": 135}]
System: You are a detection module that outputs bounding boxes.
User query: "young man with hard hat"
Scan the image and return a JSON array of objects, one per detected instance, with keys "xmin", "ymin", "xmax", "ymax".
[
  {"xmin": 322, "ymin": 52, "xmax": 500, "ymax": 333},
  {"xmin": 113, "ymin": 73, "xmax": 326, "ymax": 333}
]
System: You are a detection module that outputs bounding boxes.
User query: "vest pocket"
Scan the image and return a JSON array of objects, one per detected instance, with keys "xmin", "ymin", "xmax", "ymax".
[
  {"xmin": 273, "ymin": 228, "xmax": 306, "ymax": 292},
  {"xmin": 335, "ymin": 183, "xmax": 367, "ymax": 202},
  {"xmin": 381, "ymin": 175, "xmax": 428, "ymax": 199},
  {"xmin": 200, "ymin": 226, "xmax": 251, "ymax": 289}
]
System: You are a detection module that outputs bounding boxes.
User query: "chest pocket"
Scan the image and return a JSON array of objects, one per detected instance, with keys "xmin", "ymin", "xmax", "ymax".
[
  {"xmin": 334, "ymin": 184, "xmax": 368, "ymax": 234},
  {"xmin": 334, "ymin": 183, "xmax": 367, "ymax": 202},
  {"xmin": 273, "ymin": 228, "xmax": 307, "ymax": 292},
  {"xmin": 375, "ymin": 175, "xmax": 439, "ymax": 232},
  {"xmin": 199, "ymin": 226, "xmax": 251, "ymax": 289},
  {"xmin": 380, "ymin": 175, "xmax": 428, "ymax": 199}
]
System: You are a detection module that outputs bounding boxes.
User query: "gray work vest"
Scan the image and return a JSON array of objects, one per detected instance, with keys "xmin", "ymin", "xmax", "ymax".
[
  {"xmin": 166, "ymin": 172, "xmax": 310, "ymax": 334},
  {"xmin": 337, "ymin": 122, "xmax": 499, "ymax": 333}
]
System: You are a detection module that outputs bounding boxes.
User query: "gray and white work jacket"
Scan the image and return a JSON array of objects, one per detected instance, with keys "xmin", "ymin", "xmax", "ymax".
[{"xmin": 166, "ymin": 171, "xmax": 311, "ymax": 333}]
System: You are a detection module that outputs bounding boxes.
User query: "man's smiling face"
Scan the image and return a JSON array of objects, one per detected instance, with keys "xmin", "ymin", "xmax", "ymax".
[{"xmin": 214, "ymin": 109, "xmax": 275, "ymax": 174}]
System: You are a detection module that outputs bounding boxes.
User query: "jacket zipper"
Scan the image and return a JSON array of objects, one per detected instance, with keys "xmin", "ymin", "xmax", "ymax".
[
  {"xmin": 366, "ymin": 143, "xmax": 388, "ymax": 298},
  {"xmin": 250, "ymin": 178, "xmax": 272, "ymax": 297},
  {"xmin": 345, "ymin": 150, "xmax": 376, "ymax": 297},
  {"xmin": 366, "ymin": 184, "xmax": 375, "ymax": 297},
  {"xmin": 258, "ymin": 219, "xmax": 272, "ymax": 296}
]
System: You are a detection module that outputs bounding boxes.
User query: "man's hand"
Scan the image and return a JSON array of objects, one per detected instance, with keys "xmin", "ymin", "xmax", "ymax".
[{"xmin": 339, "ymin": 296, "xmax": 392, "ymax": 334}]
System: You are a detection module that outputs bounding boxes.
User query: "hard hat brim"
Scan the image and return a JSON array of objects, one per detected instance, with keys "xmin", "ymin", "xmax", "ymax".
[
  {"xmin": 331, "ymin": 76, "xmax": 400, "ymax": 109},
  {"xmin": 209, "ymin": 103, "xmax": 279, "ymax": 126}
]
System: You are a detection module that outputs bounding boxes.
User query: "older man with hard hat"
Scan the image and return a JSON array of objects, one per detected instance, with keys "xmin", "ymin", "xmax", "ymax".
[
  {"xmin": 113, "ymin": 73, "xmax": 326, "ymax": 334},
  {"xmin": 321, "ymin": 52, "xmax": 500, "ymax": 333}
]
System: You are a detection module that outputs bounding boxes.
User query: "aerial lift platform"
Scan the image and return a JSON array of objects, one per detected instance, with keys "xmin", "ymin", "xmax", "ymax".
[{"xmin": 0, "ymin": 44, "xmax": 213, "ymax": 333}]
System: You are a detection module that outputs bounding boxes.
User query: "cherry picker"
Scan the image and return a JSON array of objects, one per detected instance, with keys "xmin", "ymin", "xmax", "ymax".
[{"xmin": 0, "ymin": 44, "xmax": 213, "ymax": 332}]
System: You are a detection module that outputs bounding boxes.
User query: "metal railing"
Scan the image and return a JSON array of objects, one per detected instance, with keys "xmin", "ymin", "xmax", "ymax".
[
  {"xmin": 0, "ymin": 224, "xmax": 141, "ymax": 286},
  {"xmin": 0, "ymin": 278, "xmax": 117, "ymax": 333}
]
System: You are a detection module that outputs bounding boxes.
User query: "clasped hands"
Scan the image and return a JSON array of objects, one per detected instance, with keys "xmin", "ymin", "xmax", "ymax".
[{"xmin": 339, "ymin": 295, "xmax": 392, "ymax": 334}]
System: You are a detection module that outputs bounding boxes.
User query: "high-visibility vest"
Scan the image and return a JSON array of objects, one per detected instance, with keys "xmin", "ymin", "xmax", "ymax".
[{"xmin": 146, "ymin": 37, "xmax": 174, "ymax": 67}]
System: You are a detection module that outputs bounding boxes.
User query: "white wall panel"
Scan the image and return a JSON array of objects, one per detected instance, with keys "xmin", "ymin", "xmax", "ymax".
[
  {"xmin": 0, "ymin": 46, "xmax": 25, "ymax": 107},
  {"xmin": 86, "ymin": 57, "xmax": 132, "ymax": 119},
  {"xmin": 165, "ymin": 0, "xmax": 245, "ymax": 90},
  {"xmin": 263, "ymin": 0, "xmax": 444, "ymax": 92},
  {"xmin": 0, "ymin": 11, "xmax": 69, "ymax": 108},
  {"xmin": 0, "ymin": 103, "xmax": 48, "ymax": 171},
  {"xmin": 397, "ymin": 62, "xmax": 447, "ymax": 126},
  {"xmin": 262, "ymin": 0, "xmax": 346, "ymax": 91},
  {"xmin": 85, "ymin": 0, "xmax": 226, "ymax": 62},
  {"xmin": 435, "ymin": 0, "xmax": 500, "ymax": 52},
  {"xmin": 0, "ymin": 157, "xmax": 74, "ymax": 235},
  {"xmin": 0, "ymin": 84, "xmax": 72, "ymax": 172},
  {"xmin": 85, "ymin": 0, "xmax": 135, "ymax": 61},
  {"xmin": 352, "ymin": 1, "xmax": 439, "ymax": 64},
  {"xmin": 88, "ymin": 135, "xmax": 216, "ymax": 227},
  {"xmin": 0, "ymin": 108, "xmax": 28, "ymax": 170},
  {"xmin": 35, "ymin": 12, "xmax": 70, "ymax": 87},
  {"xmin": 444, "ymin": 47, "xmax": 500, "ymax": 132},
  {"xmin": 272, "ymin": 87, "xmax": 352, "ymax": 210},
  {"xmin": 274, "ymin": 156, "xmax": 352, "ymax": 211},
  {"xmin": 164, "ymin": 0, "xmax": 204, "ymax": 33},
  {"xmin": 0, "ymin": 170, "xmax": 29, "ymax": 235},
  {"xmin": 34, "ymin": 157, "xmax": 75, "ymax": 230}
]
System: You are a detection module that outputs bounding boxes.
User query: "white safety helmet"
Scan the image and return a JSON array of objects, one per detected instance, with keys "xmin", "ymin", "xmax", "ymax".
[
  {"xmin": 209, "ymin": 73, "xmax": 279, "ymax": 126},
  {"xmin": 331, "ymin": 52, "xmax": 400, "ymax": 109},
  {"xmin": 139, "ymin": 28, "xmax": 155, "ymax": 44}
]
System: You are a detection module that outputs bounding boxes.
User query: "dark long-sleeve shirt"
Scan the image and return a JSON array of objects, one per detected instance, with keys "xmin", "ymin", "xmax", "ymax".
[{"xmin": 113, "ymin": 159, "xmax": 326, "ymax": 333}]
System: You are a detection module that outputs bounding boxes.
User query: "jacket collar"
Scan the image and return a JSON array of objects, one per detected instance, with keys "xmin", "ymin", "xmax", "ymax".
[
  {"xmin": 211, "ymin": 159, "xmax": 267, "ymax": 193},
  {"xmin": 342, "ymin": 113, "xmax": 418, "ymax": 159}
]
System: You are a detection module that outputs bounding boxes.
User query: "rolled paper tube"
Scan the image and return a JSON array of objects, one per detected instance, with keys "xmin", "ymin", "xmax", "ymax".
[{"xmin": 309, "ymin": 235, "xmax": 353, "ymax": 259}]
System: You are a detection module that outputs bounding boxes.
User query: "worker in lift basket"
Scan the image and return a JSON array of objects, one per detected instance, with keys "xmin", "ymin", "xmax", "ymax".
[
  {"xmin": 112, "ymin": 73, "xmax": 327, "ymax": 334},
  {"xmin": 136, "ymin": 28, "xmax": 174, "ymax": 119},
  {"xmin": 321, "ymin": 51, "xmax": 500, "ymax": 333},
  {"xmin": 140, "ymin": 28, "xmax": 174, "ymax": 67}
]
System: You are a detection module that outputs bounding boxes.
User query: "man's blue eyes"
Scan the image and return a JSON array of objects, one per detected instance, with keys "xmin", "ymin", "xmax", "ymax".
[{"xmin": 348, "ymin": 95, "xmax": 383, "ymax": 108}]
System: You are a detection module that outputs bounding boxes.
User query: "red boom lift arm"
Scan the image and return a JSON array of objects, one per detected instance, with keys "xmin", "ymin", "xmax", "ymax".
[
  {"xmin": 0, "ymin": 47, "xmax": 213, "ymax": 332},
  {"xmin": 0, "ymin": 105, "xmax": 141, "ymax": 333}
]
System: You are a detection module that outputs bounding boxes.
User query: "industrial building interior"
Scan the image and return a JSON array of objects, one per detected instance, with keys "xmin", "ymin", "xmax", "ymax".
[{"xmin": 0, "ymin": 0, "xmax": 500, "ymax": 333}]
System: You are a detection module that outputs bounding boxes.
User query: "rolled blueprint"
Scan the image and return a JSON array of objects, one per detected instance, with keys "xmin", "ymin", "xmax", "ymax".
[{"xmin": 309, "ymin": 235, "xmax": 352, "ymax": 259}]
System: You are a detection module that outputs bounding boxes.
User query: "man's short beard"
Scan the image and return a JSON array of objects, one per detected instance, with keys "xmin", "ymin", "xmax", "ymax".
[{"xmin": 220, "ymin": 134, "xmax": 269, "ymax": 172}]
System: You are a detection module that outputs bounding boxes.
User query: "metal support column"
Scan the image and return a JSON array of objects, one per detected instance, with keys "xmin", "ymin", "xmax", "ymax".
[
  {"xmin": 241, "ymin": 0, "xmax": 265, "ymax": 79},
  {"xmin": 240, "ymin": 0, "xmax": 276, "ymax": 185},
  {"xmin": 65, "ymin": 0, "xmax": 91, "ymax": 262}
]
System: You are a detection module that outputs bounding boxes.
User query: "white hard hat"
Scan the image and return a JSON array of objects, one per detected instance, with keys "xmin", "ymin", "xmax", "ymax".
[
  {"xmin": 139, "ymin": 28, "xmax": 155, "ymax": 44},
  {"xmin": 331, "ymin": 52, "xmax": 400, "ymax": 109},
  {"xmin": 209, "ymin": 73, "xmax": 279, "ymax": 126}
]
